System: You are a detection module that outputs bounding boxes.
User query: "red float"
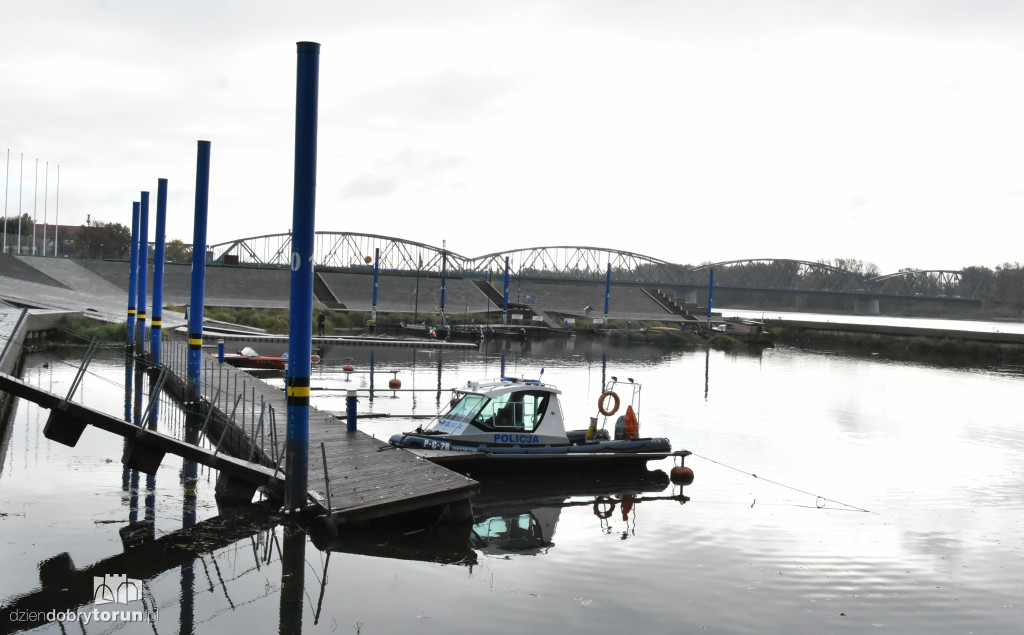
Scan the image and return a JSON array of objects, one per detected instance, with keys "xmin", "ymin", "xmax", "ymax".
[{"xmin": 670, "ymin": 466, "xmax": 695, "ymax": 485}]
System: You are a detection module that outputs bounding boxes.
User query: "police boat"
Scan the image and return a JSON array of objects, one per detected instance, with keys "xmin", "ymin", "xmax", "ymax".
[{"xmin": 389, "ymin": 374, "xmax": 683, "ymax": 473}]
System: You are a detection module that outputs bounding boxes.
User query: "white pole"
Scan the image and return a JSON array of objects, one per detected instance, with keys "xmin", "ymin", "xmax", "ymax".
[
  {"xmin": 3, "ymin": 148, "xmax": 8, "ymax": 254},
  {"xmin": 32, "ymin": 158, "xmax": 38, "ymax": 255},
  {"xmin": 17, "ymin": 153, "xmax": 22, "ymax": 255},
  {"xmin": 53, "ymin": 165, "xmax": 60, "ymax": 257},
  {"xmin": 43, "ymin": 161, "xmax": 48, "ymax": 255}
]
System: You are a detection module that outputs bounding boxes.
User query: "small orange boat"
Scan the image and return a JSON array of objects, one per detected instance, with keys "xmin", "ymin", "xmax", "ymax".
[{"xmin": 223, "ymin": 347, "xmax": 320, "ymax": 370}]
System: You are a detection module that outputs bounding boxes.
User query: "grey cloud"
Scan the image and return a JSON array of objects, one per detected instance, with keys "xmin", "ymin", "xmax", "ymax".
[
  {"xmin": 339, "ymin": 71, "xmax": 521, "ymax": 128},
  {"xmin": 339, "ymin": 174, "xmax": 401, "ymax": 199},
  {"xmin": 339, "ymin": 148, "xmax": 468, "ymax": 199},
  {"xmin": 555, "ymin": 0, "xmax": 1024, "ymax": 41}
]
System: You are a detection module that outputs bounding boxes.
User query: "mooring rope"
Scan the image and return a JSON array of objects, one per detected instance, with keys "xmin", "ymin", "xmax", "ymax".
[{"xmin": 690, "ymin": 451, "xmax": 872, "ymax": 513}]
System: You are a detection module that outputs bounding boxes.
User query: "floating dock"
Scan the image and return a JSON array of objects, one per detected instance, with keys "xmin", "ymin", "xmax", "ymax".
[{"xmin": 0, "ymin": 319, "xmax": 478, "ymax": 526}]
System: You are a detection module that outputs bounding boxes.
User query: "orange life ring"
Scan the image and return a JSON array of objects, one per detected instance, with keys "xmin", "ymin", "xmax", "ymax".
[{"xmin": 597, "ymin": 390, "xmax": 620, "ymax": 416}]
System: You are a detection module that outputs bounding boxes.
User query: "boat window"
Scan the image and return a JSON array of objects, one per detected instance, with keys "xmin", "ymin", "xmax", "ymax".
[
  {"xmin": 471, "ymin": 513, "xmax": 544, "ymax": 550},
  {"xmin": 444, "ymin": 394, "xmax": 488, "ymax": 424},
  {"xmin": 472, "ymin": 391, "xmax": 550, "ymax": 432}
]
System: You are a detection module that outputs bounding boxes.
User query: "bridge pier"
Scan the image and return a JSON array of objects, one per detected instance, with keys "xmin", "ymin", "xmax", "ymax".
[{"xmin": 854, "ymin": 297, "xmax": 880, "ymax": 315}]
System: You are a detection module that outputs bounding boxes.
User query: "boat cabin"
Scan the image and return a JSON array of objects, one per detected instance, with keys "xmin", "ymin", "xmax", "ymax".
[{"xmin": 426, "ymin": 378, "xmax": 572, "ymax": 445}]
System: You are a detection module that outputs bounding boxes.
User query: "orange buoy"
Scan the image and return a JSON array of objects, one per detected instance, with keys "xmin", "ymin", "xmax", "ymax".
[
  {"xmin": 343, "ymin": 364, "xmax": 354, "ymax": 372},
  {"xmin": 311, "ymin": 354, "xmax": 321, "ymax": 363},
  {"xmin": 597, "ymin": 390, "xmax": 620, "ymax": 416},
  {"xmin": 364, "ymin": 255, "xmax": 372, "ymax": 263},
  {"xmin": 670, "ymin": 466, "xmax": 695, "ymax": 485},
  {"xmin": 388, "ymin": 378, "xmax": 402, "ymax": 389},
  {"xmin": 624, "ymin": 404, "xmax": 639, "ymax": 439}
]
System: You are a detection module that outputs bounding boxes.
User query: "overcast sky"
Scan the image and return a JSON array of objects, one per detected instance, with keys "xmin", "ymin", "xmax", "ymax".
[{"xmin": 3, "ymin": 0, "xmax": 1023, "ymax": 274}]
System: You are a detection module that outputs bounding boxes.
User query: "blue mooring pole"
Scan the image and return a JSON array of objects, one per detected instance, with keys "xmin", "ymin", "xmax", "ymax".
[
  {"xmin": 126, "ymin": 201, "xmax": 140, "ymax": 350},
  {"xmin": 502, "ymin": 256, "xmax": 510, "ymax": 326},
  {"xmin": 136, "ymin": 192, "xmax": 150, "ymax": 355},
  {"xmin": 187, "ymin": 141, "xmax": 211, "ymax": 401},
  {"xmin": 284, "ymin": 41, "xmax": 320, "ymax": 511},
  {"xmin": 371, "ymin": 247, "xmax": 379, "ymax": 326},
  {"xmin": 346, "ymin": 390, "xmax": 357, "ymax": 431},
  {"xmin": 604, "ymin": 262, "xmax": 611, "ymax": 325},
  {"xmin": 151, "ymin": 178, "xmax": 167, "ymax": 366}
]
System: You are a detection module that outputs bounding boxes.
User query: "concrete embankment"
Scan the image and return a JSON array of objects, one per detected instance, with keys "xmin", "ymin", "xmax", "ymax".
[
  {"xmin": 765, "ymin": 318, "xmax": 1024, "ymax": 345},
  {"xmin": 0, "ymin": 308, "xmax": 77, "ymax": 449},
  {"xmin": 0, "ymin": 308, "xmax": 75, "ymax": 375}
]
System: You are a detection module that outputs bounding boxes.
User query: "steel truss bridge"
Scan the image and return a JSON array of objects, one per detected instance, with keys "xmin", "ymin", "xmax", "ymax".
[{"xmin": 208, "ymin": 233, "xmax": 983, "ymax": 299}]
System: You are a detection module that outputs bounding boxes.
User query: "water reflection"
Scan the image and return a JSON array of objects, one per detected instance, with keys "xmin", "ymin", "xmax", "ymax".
[
  {"xmin": 7, "ymin": 341, "xmax": 1024, "ymax": 634},
  {"xmin": 310, "ymin": 469, "xmax": 689, "ymax": 566},
  {"xmin": 3, "ymin": 504, "xmax": 278, "ymax": 633}
]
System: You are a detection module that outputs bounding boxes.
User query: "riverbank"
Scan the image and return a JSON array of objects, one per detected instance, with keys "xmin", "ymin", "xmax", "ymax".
[{"xmin": 769, "ymin": 320, "xmax": 1024, "ymax": 366}]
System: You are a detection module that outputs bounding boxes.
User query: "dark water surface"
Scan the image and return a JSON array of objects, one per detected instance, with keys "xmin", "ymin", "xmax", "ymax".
[{"xmin": 2, "ymin": 337, "xmax": 1022, "ymax": 634}]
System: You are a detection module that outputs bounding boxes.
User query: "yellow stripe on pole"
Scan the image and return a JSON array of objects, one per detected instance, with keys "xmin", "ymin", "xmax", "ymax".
[{"xmin": 287, "ymin": 386, "xmax": 311, "ymax": 398}]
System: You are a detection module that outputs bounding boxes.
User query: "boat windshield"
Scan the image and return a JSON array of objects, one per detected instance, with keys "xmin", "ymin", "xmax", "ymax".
[
  {"xmin": 472, "ymin": 390, "xmax": 550, "ymax": 432},
  {"xmin": 443, "ymin": 393, "xmax": 488, "ymax": 424}
]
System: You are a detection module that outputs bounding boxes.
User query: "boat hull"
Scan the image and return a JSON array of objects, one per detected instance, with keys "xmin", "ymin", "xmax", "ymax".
[
  {"xmin": 389, "ymin": 432, "xmax": 673, "ymax": 473},
  {"xmin": 223, "ymin": 355, "xmax": 286, "ymax": 370}
]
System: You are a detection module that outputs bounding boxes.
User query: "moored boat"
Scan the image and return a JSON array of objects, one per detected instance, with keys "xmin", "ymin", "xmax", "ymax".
[
  {"xmin": 389, "ymin": 374, "xmax": 686, "ymax": 472},
  {"xmin": 223, "ymin": 346, "xmax": 320, "ymax": 370}
]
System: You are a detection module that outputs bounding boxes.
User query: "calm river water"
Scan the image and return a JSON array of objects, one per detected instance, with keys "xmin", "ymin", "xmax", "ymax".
[{"xmin": 2, "ymin": 335, "xmax": 1022, "ymax": 634}]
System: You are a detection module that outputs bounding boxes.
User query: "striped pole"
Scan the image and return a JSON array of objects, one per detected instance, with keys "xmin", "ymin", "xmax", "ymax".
[
  {"xmin": 707, "ymin": 267, "xmax": 714, "ymax": 318},
  {"xmin": 439, "ymin": 246, "xmax": 448, "ymax": 323},
  {"xmin": 187, "ymin": 141, "xmax": 211, "ymax": 401},
  {"xmin": 502, "ymin": 256, "xmax": 510, "ymax": 325},
  {"xmin": 284, "ymin": 41, "xmax": 320, "ymax": 511},
  {"xmin": 126, "ymin": 202, "xmax": 140, "ymax": 350},
  {"xmin": 604, "ymin": 262, "xmax": 611, "ymax": 325},
  {"xmin": 135, "ymin": 191, "xmax": 149, "ymax": 354},
  {"xmin": 151, "ymin": 178, "xmax": 168, "ymax": 365},
  {"xmin": 371, "ymin": 247, "xmax": 380, "ymax": 326}
]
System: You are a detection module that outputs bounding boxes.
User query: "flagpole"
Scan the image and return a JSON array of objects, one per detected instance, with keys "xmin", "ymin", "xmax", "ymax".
[
  {"xmin": 42, "ymin": 162, "xmax": 48, "ymax": 255},
  {"xmin": 32, "ymin": 158, "xmax": 38, "ymax": 255},
  {"xmin": 3, "ymin": 148, "xmax": 8, "ymax": 254},
  {"xmin": 17, "ymin": 153, "xmax": 23, "ymax": 255},
  {"xmin": 53, "ymin": 165, "xmax": 60, "ymax": 256}
]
